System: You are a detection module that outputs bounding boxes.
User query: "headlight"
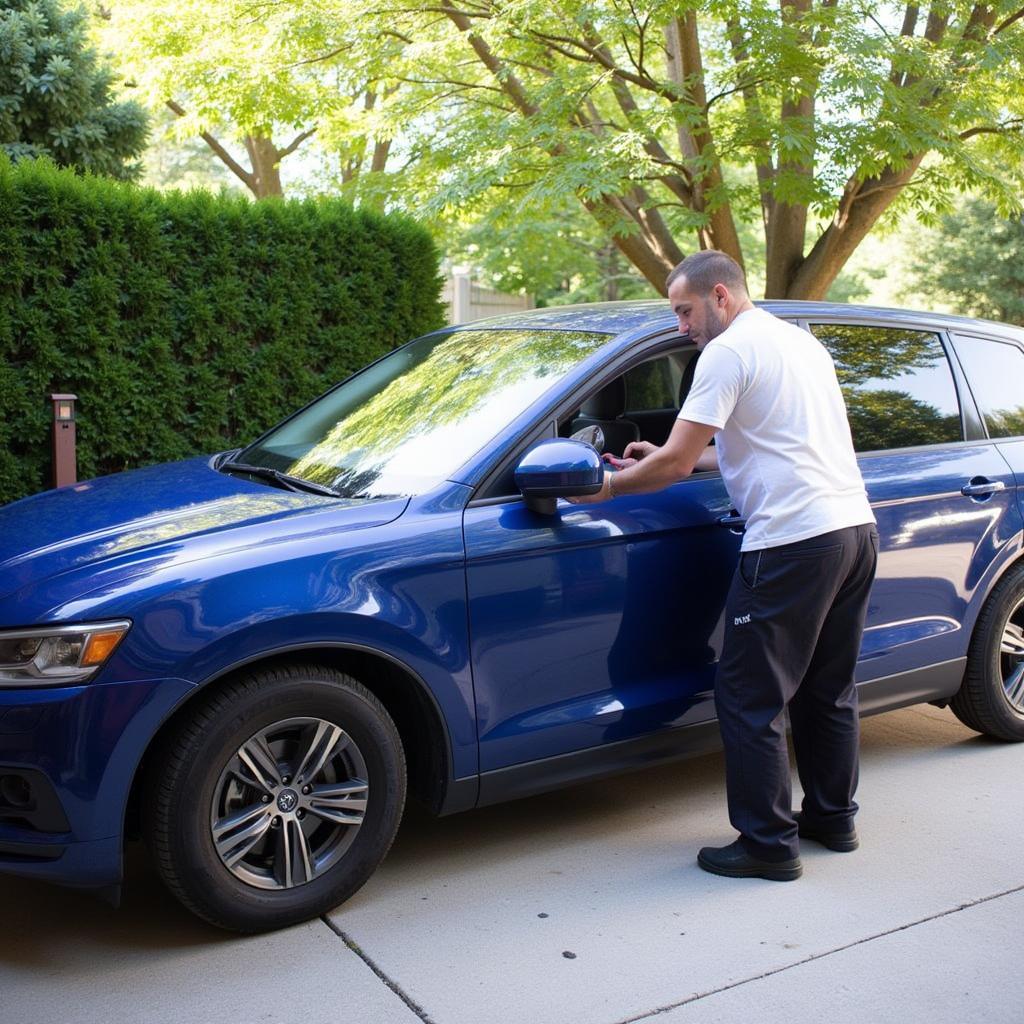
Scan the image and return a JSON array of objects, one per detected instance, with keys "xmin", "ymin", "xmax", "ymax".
[{"xmin": 0, "ymin": 621, "xmax": 131, "ymax": 686}]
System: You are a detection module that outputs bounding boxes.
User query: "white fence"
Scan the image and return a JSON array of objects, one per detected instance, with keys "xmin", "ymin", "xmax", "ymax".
[{"xmin": 442, "ymin": 272, "xmax": 534, "ymax": 325}]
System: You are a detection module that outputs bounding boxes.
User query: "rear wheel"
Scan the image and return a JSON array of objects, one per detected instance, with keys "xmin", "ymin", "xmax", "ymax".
[
  {"xmin": 951, "ymin": 563, "xmax": 1024, "ymax": 741},
  {"xmin": 145, "ymin": 664, "xmax": 406, "ymax": 931}
]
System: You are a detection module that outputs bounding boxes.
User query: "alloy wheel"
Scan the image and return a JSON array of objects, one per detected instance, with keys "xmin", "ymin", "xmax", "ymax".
[
  {"xmin": 210, "ymin": 717, "xmax": 369, "ymax": 890},
  {"xmin": 1001, "ymin": 598, "xmax": 1024, "ymax": 712}
]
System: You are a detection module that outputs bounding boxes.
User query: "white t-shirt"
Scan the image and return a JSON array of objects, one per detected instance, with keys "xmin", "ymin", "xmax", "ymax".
[{"xmin": 679, "ymin": 307, "xmax": 874, "ymax": 552}]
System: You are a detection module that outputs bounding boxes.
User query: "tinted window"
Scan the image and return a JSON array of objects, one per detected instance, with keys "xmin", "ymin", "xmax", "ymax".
[
  {"xmin": 809, "ymin": 324, "xmax": 962, "ymax": 451},
  {"xmin": 623, "ymin": 356, "xmax": 681, "ymax": 411},
  {"xmin": 951, "ymin": 334, "xmax": 1024, "ymax": 438},
  {"xmin": 241, "ymin": 329, "xmax": 610, "ymax": 498}
]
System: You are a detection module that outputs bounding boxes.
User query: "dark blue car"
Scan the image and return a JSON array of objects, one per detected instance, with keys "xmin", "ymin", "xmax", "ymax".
[{"xmin": 1, "ymin": 300, "xmax": 1023, "ymax": 931}]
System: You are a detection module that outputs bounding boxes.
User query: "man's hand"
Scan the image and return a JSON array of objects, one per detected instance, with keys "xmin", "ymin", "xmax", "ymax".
[
  {"xmin": 622, "ymin": 440, "xmax": 658, "ymax": 462},
  {"xmin": 563, "ymin": 420, "xmax": 717, "ymax": 506}
]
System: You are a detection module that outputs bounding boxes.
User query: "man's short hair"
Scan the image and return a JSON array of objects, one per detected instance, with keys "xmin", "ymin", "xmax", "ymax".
[{"xmin": 666, "ymin": 250, "xmax": 748, "ymax": 297}]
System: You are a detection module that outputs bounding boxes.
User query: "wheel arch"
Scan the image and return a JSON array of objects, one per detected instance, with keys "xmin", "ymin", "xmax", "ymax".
[
  {"xmin": 963, "ymin": 539, "xmax": 1024, "ymax": 642},
  {"xmin": 124, "ymin": 642, "xmax": 473, "ymax": 848}
]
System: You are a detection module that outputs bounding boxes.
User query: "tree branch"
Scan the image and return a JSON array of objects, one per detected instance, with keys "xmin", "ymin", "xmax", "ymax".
[
  {"xmin": 959, "ymin": 118, "xmax": 1024, "ymax": 140},
  {"xmin": 524, "ymin": 27, "xmax": 679, "ymax": 102},
  {"xmin": 995, "ymin": 7, "xmax": 1024, "ymax": 34},
  {"xmin": 665, "ymin": 13, "xmax": 744, "ymax": 264},
  {"xmin": 765, "ymin": 0, "xmax": 816, "ymax": 298},
  {"xmin": 165, "ymin": 99, "xmax": 254, "ymax": 190},
  {"xmin": 278, "ymin": 127, "xmax": 316, "ymax": 159},
  {"xmin": 890, "ymin": 4, "xmax": 919, "ymax": 85},
  {"xmin": 441, "ymin": 4, "xmax": 538, "ymax": 116},
  {"xmin": 285, "ymin": 44, "xmax": 352, "ymax": 69}
]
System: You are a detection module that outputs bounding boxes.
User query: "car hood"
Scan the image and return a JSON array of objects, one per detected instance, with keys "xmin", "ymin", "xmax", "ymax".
[{"xmin": 0, "ymin": 457, "xmax": 408, "ymax": 605}]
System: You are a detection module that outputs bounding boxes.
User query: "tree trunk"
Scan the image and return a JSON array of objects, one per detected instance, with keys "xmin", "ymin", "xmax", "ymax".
[
  {"xmin": 244, "ymin": 136, "xmax": 284, "ymax": 198},
  {"xmin": 785, "ymin": 157, "xmax": 924, "ymax": 299},
  {"xmin": 664, "ymin": 15, "xmax": 744, "ymax": 268},
  {"xmin": 763, "ymin": 0, "xmax": 814, "ymax": 298}
]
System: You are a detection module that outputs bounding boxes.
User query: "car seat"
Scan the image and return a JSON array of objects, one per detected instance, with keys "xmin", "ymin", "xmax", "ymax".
[{"xmin": 571, "ymin": 378, "xmax": 641, "ymax": 456}]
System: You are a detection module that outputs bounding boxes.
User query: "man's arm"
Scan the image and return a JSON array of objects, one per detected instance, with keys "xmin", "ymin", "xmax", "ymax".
[
  {"xmin": 694, "ymin": 443, "xmax": 718, "ymax": 472},
  {"xmin": 567, "ymin": 418, "xmax": 718, "ymax": 504}
]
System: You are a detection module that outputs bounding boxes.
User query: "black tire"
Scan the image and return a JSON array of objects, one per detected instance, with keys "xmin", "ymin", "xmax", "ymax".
[
  {"xmin": 144, "ymin": 663, "xmax": 406, "ymax": 932},
  {"xmin": 951, "ymin": 562, "xmax": 1024, "ymax": 741}
]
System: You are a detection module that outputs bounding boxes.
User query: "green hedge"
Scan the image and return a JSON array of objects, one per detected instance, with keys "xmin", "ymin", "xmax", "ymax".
[{"xmin": 0, "ymin": 157, "xmax": 445, "ymax": 505}]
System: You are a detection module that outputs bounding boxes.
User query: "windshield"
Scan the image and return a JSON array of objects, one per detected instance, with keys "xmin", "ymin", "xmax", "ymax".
[{"xmin": 238, "ymin": 328, "xmax": 611, "ymax": 498}]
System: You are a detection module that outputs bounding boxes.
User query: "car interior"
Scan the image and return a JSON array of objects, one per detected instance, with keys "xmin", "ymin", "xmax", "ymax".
[
  {"xmin": 559, "ymin": 347, "xmax": 701, "ymax": 453},
  {"xmin": 474, "ymin": 346, "xmax": 706, "ymax": 501}
]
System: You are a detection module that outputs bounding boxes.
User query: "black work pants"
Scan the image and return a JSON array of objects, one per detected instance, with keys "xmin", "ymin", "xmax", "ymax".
[{"xmin": 714, "ymin": 523, "xmax": 879, "ymax": 862}]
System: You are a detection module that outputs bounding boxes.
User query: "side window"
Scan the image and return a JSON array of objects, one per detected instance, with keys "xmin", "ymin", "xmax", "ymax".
[
  {"xmin": 808, "ymin": 324, "xmax": 962, "ymax": 452},
  {"xmin": 623, "ymin": 355, "xmax": 682, "ymax": 413},
  {"xmin": 950, "ymin": 334, "xmax": 1024, "ymax": 439}
]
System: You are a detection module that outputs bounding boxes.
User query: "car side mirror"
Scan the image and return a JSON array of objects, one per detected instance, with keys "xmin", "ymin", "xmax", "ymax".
[{"xmin": 514, "ymin": 438, "xmax": 604, "ymax": 515}]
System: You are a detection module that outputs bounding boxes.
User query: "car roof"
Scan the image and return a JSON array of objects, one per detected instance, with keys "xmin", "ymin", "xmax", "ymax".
[{"xmin": 449, "ymin": 298, "xmax": 1024, "ymax": 341}]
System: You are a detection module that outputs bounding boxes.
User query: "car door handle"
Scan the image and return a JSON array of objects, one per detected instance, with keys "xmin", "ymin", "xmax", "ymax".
[
  {"xmin": 717, "ymin": 512, "xmax": 746, "ymax": 531},
  {"xmin": 961, "ymin": 478, "xmax": 1006, "ymax": 498}
]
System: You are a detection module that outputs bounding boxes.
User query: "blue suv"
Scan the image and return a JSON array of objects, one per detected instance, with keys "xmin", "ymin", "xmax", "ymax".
[{"xmin": 1, "ymin": 300, "xmax": 1022, "ymax": 931}]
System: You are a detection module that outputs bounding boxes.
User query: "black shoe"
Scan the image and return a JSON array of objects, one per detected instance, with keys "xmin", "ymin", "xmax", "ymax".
[
  {"xmin": 697, "ymin": 840, "xmax": 802, "ymax": 881},
  {"xmin": 795, "ymin": 812, "xmax": 859, "ymax": 852}
]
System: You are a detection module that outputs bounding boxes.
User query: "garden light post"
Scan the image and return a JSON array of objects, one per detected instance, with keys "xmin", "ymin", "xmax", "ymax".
[{"xmin": 50, "ymin": 393, "xmax": 77, "ymax": 488}]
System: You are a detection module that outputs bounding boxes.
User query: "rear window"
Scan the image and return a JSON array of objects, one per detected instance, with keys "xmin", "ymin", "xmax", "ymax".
[
  {"xmin": 809, "ymin": 324, "xmax": 962, "ymax": 451},
  {"xmin": 950, "ymin": 334, "xmax": 1024, "ymax": 439}
]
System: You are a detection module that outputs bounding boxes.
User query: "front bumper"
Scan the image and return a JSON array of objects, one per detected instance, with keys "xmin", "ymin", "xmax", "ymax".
[{"xmin": 0, "ymin": 676, "xmax": 195, "ymax": 887}]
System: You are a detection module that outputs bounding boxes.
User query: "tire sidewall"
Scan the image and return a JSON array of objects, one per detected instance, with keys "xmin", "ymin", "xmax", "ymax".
[
  {"xmin": 980, "ymin": 568, "xmax": 1024, "ymax": 737},
  {"xmin": 161, "ymin": 672, "xmax": 405, "ymax": 930}
]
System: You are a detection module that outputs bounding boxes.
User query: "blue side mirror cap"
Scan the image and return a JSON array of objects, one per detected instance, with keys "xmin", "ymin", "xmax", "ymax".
[{"xmin": 515, "ymin": 438, "xmax": 604, "ymax": 514}]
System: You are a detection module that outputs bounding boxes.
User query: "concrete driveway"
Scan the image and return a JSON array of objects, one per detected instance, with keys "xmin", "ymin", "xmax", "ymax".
[{"xmin": 2, "ymin": 705, "xmax": 1021, "ymax": 1024}]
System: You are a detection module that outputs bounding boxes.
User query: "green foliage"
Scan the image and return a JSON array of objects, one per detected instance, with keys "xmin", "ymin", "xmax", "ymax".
[
  {"xmin": 0, "ymin": 155, "xmax": 444, "ymax": 505},
  {"xmin": 0, "ymin": 0, "xmax": 147, "ymax": 179},
  {"xmin": 94, "ymin": 1, "xmax": 1024, "ymax": 298},
  {"xmin": 905, "ymin": 197, "xmax": 1024, "ymax": 326},
  {"xmin": 447, "ymin": 197, "xmax": 657, "ymax": 305},
  {"xmin": 96, "ymin": 0, "xmax": 341, "ymax": 196},
  {"xmin": 309, "ymin": 0, "xmax": 1024, "ymax": 295}
]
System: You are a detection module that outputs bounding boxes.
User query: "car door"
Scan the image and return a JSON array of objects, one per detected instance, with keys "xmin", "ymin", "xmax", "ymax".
[
  {"xmin": 806, "ymin": 319, "xmax": 1023, "ymax": 705},
  {"xmin": 463, "ymin": 349, "xmax": 739, "ymax": 780},
  {"xmin": 947, "ymin": 331, "xmax": 1024, "ymax": 519}
]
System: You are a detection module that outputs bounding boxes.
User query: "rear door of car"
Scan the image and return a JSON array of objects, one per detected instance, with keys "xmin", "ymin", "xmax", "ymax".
[
  {"xmin": 804, "ymin": 317, "xmax": 1022, "ymax": 707},
  {"xmin": 946, "ymin": 330, "xmax": 1024, "ymax": 523}
]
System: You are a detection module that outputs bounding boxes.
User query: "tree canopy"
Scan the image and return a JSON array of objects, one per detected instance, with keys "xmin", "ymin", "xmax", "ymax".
[
  {"xmin": 905, "ymin": 196, "xmax": 1024, "ymax": 324},
  {"xmin": 0, "ymin": 0, "xmax": 147, "ymax": 179},
  {"xmin": 99, "ymin": 1, "xmax": 1024, "ymax": 298}
]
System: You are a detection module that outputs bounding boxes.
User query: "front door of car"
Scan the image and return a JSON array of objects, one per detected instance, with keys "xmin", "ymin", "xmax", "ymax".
[
  {"xmin": 807, "ymin": 321, "xmax": 1023, "ymax": 698},
  {"xmin": 463, "ymin": 350, "xmax": 739, "ymax": 775},
  {"xmin": 462, "ymin": 476, "xmax": 739, "ymax": 774}
]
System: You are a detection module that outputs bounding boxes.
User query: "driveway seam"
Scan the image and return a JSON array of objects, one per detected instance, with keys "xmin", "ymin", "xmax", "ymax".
[
  {"xmin": 610, "ymin": 881, "xmax": 1024, "ymax": 1024},
  {"xmin": 321, "ymin": 916, "xmax": 439, "ymax": 1024}
]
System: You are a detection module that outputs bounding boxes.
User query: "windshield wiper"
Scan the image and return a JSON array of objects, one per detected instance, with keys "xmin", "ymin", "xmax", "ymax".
[{"xmin": 219, "ymin": 460, "xmax": 341, "ymax": 498}]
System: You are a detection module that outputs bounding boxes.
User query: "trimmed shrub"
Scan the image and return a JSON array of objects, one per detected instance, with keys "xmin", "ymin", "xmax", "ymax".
[{"xmin": 0, "ymin": 157, "xmax": 444, "ymax": 504}]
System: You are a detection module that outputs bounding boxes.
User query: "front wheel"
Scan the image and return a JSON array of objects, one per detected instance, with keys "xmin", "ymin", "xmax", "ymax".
[
  {"xmin": 145, "ymin": 664, "xmax": 406, "ymax": 931},
  {"xmin": 951, "ymin": 563, "xmax": 1024, "ymax": 741}
]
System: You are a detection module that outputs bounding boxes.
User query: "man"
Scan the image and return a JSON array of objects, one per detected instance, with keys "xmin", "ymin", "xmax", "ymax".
[{"xmin": 570, "ymin": 250, "xmax": 877, "ymax": 881}]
